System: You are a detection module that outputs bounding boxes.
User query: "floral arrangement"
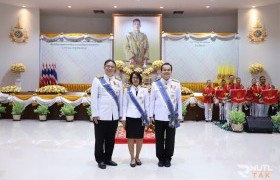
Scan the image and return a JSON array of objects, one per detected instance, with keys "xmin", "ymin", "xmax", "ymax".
[
  {"xmin": 123, "ymin": 67, "xmax": 133, "ymax": 75},
  {"xmin": 0, "ymin": 104, "xmax": 6, "ymax": 114},
  {"xmin": 143, "ymin": 67, "xmax": 154, "ymax": 76},
  {"xmin": 249, "ymin": 63, "xmax": 264, "ymax": 74},
  {"xmin": 10, "ymin": 63, "xmax": 26, "ymax": 73},
  {"xmin": 0, "ymin": 86, "xmax": 21, "ymax": 93},
  {"xmin": 129, "ymin": 64, "xmax": 135, "ymax": 70},
  {"xmin": 181, "ymin": 87, "xmax": 193, "ymax": 94},
  {"xmin": 152, "ymin": 60, "xmax": 164, "ymax": 70},
  {"xmin": 36, "ymin": 85, "xmax": 67, "ymax": 94},
  {"xmin": 115, "ymin": 60, "xmax": 125, "ymax": 70},
  {"xmin": 134, "ymin": 67, "xmax": 143, "ymax": 73}
]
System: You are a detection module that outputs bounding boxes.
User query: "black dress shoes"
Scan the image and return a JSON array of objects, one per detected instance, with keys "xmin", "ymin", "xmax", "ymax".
[
  {"xmin": 164, "ymin": 160, "xmax": 171, "ymax": 167},
  {"xmin": 158, "ymin": 161, "xmax": 164, "ymax": 167},
  {"xmin": 98, "ymin": 162, "xmax": 106, "ymax": 169},
  {"xmin": 130, "ymin": 159, "xmax": 136, "ymax": 167},
  {"xmin": 105, "ymin": 160, "xmax": 118, "ymax": 166}
]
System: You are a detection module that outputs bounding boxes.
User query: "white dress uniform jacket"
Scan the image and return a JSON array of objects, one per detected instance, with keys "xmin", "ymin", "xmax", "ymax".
[
  {"xmin": 122, "ymin": 86, "xmax": 149, "ymax": 121},
  {"xmin": 149, "ymin": 78, "xmax": 182, "ymax": 121},
  {"xmin": 91, "ymin": 74, "xmax": 123, "ymax": 121}
]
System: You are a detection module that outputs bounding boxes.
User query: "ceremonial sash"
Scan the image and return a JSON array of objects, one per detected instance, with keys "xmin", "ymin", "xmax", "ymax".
[
  {"xmin": 230, "ymin": 89, "xmax": 246, "ymax": 104},
  {"xmin": 156, "ymin": 80, "xmax": 180, "ymax": 128},
  {"xmin": 127, "ymin": 87, "xmax": 149, "ymax": 126},
  {"xmin": 261, "ymin": 90, "xmax": 279, "ymax": 105},
  {"xmin": 98, "ymin": 77, "xmax": 120, "ymax": 112}
]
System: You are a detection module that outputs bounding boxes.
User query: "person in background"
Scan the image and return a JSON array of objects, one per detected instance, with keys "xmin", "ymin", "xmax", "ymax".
[
  {"xmin": 254, "ymin": 76, "xmax": 272, "ymax": 117},
  {"xmin": 223, "ymin": 75, "xmax": 235, "ymax": 124},
  {"xmin": 231, "ymin": 77, "xmax": 245, "ymax": 111},
  {"xmin": 248, "ymin": 78, "xmax": 258, "ymax": 116},
  {"xmin": 216, "ymin": 79, "xmax": 226, "ymax": 121},
  {"xmin": 149, "ymin": 62, "xmax": 182, "ymax": 168},
  {"xmin": 122, "ymin": 71, "xmax": 149, "ymax": 167},
  {"xmin": 202, "ymin": 80, "xmax": 215, "ymax": 122},
  {"xmin": 91, "ymin": 59, "xmax": 123, "ymax": 169}
]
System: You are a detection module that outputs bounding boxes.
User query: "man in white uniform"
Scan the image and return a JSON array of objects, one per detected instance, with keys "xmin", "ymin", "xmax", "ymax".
[{"xmin": 91, "ymin": 59, "xmax": 123, "ymax": 169}]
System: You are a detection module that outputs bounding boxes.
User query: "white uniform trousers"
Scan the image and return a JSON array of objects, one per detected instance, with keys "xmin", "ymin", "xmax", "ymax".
[
  {"xmin": 232, "ymin": 103, "xmax": 243, "ymax": 111},
  {"xmin": 204, "ymin": 103, "xmax": 213, "ymax": 121},
  {"xmin": 219, "ymin": 103, "xmax": 225, "ymax": 120},
  {"xmin": 256, "ymin": 104, "xmax": 270, "ymax": 117},
  {"xmin": 250, "ymin": 103, "xmax": 258, "ymax": 117},
  {"xmin": 225, "ymin": 102, "xmax": 232, "ymax": 123}
]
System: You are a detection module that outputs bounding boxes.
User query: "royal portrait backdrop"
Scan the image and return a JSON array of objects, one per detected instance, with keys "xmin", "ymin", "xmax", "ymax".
[{"xmin": 113, "ymin": 14, "xmax": 162, "ymax": 64}]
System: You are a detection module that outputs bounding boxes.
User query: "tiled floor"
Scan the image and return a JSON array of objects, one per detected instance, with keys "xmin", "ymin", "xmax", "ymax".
[{"xmin": 0, "ymin": 119, "xmax": 279, "ymax": 180}]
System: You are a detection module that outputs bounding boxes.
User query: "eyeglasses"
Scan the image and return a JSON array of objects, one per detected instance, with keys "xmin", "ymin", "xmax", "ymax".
[{"xmin": 105, "ymin": 65, "xmax": 116, "ymax": 69}]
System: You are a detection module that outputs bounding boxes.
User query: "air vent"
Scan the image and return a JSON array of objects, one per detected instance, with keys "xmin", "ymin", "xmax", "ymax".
[
  {"xmin": 173, "ymin": 11, "xmax": 184, "ymax": 15},
  {"xmin": 93, "ymin": 10, "xmax": 105, "ymax": 14}
]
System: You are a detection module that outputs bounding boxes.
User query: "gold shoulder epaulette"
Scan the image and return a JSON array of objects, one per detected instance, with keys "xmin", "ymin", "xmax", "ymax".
[
  {"xmin": 115, "ymin": 77, "xmax": 122, "ymax": 81},
  {"xmin": 172, "ymin": 79, "xmax": 179, "ymax": 83},
  {"xmin": 96, "ymin": 75, "xmax": 103, "ymax": 79}
]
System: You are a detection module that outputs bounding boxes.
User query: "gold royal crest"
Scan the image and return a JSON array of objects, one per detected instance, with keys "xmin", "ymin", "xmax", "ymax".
[
  {"xmin": 248, "ymin": 21, "xmax": 267, "ymax": 43},
  {"xmin": 9, "ymin": 18, "xmax": 29, "ymax": 43}
]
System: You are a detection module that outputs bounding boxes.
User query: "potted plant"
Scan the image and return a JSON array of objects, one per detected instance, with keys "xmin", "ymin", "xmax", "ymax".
[
  {"xmin": 34, "ymin": 105, "xmax": 50, "ymax": 121},
  {"xmin": 0, "ymin": 104, "xmax": 6, "ymax": 118},
  {"xmin": 11, "ymin": 102, "xmax": 25, "ymax": 121},
  {"xmin": 271, "ymin": 111, "xmax": 280, "ymax": 132},
  {"xmin": 59, "ymin": 104, "xmax": 76, "ymax": 122},
  {"xmin": 229, "ymin": 108, "xmax": 246, "ymax": 132},
  {"xmin": 181, "ymin": 104, "xmax": 187, "ymax": 122},
  {"xmin": 86, "ymin": 106, "xmax": 93, "ymax": 122}
]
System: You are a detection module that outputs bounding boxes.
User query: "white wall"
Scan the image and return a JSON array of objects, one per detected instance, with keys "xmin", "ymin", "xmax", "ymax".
[
  {"xmin": 40, "ymin": 14, "xmax": 237, "ymax": 33},
  {"xmin": 0, "ymin": 3, "xmax": 40, "ymax": 91},
  {"xmin": 238, "ymin": 4, "xmax": 280, "ymax": 87}
]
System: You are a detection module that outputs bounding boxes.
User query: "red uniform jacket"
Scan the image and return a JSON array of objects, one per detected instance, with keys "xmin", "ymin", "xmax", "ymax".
[{"xmin": 203, "ymin": 86, "xmax": 215, "ymax": 103}]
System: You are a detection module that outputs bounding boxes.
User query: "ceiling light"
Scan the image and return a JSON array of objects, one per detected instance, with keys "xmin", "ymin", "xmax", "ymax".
[
  {"xmin": 22, "ymin": 5, "xmax": 26, "ymax": 8},
  {"xmin": 114, "ymin": 6, "xmax": 117, "ymax": 8},
  {"xmin": 68, "ymin": 6, "xmax": 72, "ymax": 8},
  {"xmin": 206, "ymin": 6, "xmax": 210, "ymax": 9},
  {"xmin": 252, "ymin": 6, "xmax": 256, "ymax": 8},
  {"xmin": 160, "ymin": 7, "xmax": 164, "ymax": 9}
]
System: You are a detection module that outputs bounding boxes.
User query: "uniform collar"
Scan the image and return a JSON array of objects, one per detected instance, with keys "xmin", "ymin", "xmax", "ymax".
[
  {"xmin": 104, "ymin": 74, "xmax": 115, "ymax": 82},
  {"xmin": 161, "ymin": 78, "xmax": 171, "ymax": 85}
]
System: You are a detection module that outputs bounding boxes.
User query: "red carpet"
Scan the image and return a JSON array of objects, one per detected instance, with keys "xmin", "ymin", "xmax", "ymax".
[{"xmin": 115, "ymin": 125, "xmax": 155, "ymax": 144}]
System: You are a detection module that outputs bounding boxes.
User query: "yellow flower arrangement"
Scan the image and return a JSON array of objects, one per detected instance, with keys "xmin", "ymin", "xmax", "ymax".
[
  {"xmin": 181, "ymin": 86, "xmax": 193, "ymax": 94},
  {"xmin": 123, "ymin": 67, "xmax": 133, "ymax": 75},
  {"xmin": 129, "ymin": 64, "xmax": 135, "ymax": 70},
  {"xmin": 115, "ymin": 60, "xmax": 125, "ymax": 70},
  {"xmin": 0, "ymin": 86, "xmax": 21, "ymax": 93},
  {"xmin": 152, "ymin": 60, "xmax": 164, "ymax": 70},
  {"xmin": 143, "ymin": 67, "xmax": 154, "ymax": 76},
  {"xmin": 36, "ymin": 85, "xmax": 67, "ymax": 94},
  {"xmin": 249, "ymin": 63, "xmax": 264, "ymax": 74},
  {"xmin": 134, "ymin": 67, "xmax": 143, "ymax": 73},
  {"xmin": 10, "ymin": 63, "xmax": 26, "ymax": 73}
]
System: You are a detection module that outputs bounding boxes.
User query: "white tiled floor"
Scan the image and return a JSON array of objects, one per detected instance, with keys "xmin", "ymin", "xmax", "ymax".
[{"xmin": 0, "ymin": 119, "xmax": 279, "ymax": 180}]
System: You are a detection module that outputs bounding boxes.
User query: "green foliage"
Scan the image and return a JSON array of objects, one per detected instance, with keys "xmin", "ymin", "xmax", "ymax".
[
  {"xmin": 11, "ymin": 102, "xmax": 25, "ymax": 115},
  {"xmin": 34, "ymin": 105, "xmax": 50, "ymax": 115},
  {"xmin": 182, "ymin": 104, "xmax": 187, "ymax": 117},
  {"xmin": 271, "ymin": 111, "xmax": 280, "ymax": 126},
  {"xmin": 0, "ymin": 104, "xmax": 6, "ymax": 113},
  {"xmin": 229, "ymin": 108, "xmax": 245, "ymax": 124},
  {"xmin": 59, "ymin": 104, "xmax": 77, "ymax": 117},
  {"xmin": 86, "ymin": 106, "xmax": 91, "ymax": 117}
]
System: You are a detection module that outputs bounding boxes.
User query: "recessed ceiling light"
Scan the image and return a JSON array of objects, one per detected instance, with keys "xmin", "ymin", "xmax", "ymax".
[
  {"xmin": 22, "ymin": 5, "xmax": 26, "ymax": 8},
  {"xmin": 206, "ymin": 6, "xmax": 210, "ymax": 9},
  {"xmin": 114, "ymin": 6, "xmax": 117, "ymax": 8},
  {"xmin": 252, "ymin": 6, "xmax": 256, "ymax": 8},
  {"xmin": 68, "ymin": 6, "xmax": 72, "ymax": 8},
  {"xmin": 160, "ymin": 7, "xmax": 164, "ymax": 9}
]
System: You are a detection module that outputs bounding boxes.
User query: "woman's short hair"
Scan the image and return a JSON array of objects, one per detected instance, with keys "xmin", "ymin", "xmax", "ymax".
[{"xmin": 129, "ymin": 71, "xmax": 142, "ymax": 84}]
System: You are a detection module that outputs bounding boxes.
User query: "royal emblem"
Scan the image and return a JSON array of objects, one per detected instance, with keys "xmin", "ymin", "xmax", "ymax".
[
  {"xmin": 248, "ymin": 21, "xmax": 267, "ymax": 42},
  {"xmin": 9, "ymin": 18, "xmax": 29, "ymax": 43}
]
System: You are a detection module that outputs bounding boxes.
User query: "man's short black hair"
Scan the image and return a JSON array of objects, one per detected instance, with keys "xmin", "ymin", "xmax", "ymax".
[
  {"xmin": 133, "ymin": 18, "xmax": 141, "ymax": 24},
  {"xmin": 104, "ymin": 59, "xmax": 116, "ymax": 67},
  {"xmin": 161, "ymin": 62, "xmax": 173, "ymax": 71}
]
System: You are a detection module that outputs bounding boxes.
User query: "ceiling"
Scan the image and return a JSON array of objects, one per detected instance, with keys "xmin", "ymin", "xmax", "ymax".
[{"xmin": 1, "ymin": 0, "xmax": 280, "ymax": 17}]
